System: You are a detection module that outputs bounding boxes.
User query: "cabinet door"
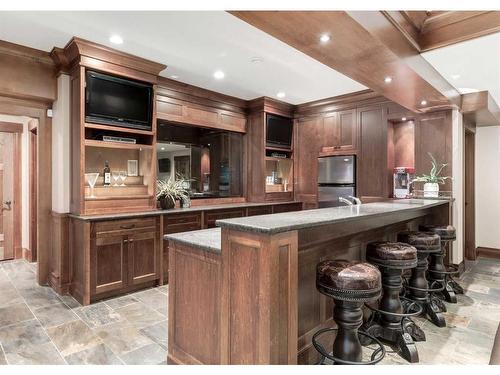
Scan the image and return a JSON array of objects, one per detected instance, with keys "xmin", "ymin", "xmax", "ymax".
[
  {"xmin": 92, "ymin": 234, "xmax": 127, "ymax": 295},
  {"xmin": 338, "ymin": 109, "xmax": 357, "ymax": 151},
  {"xmin": 128, "ymin": 230, "xmax": 159, "ymax": 286},
  {"xmin": 322, "ymin": 113, "xmax": 339, "ymax": 148},
  {"xmin": 357, "ymin": 105, "xmax": 388, "ymax": 201}
]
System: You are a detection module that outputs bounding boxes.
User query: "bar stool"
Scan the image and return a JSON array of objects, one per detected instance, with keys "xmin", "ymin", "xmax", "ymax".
[
  {"xmin": 362, "ymin": 241, "xmax": 422, "ymax": 363},
  {"xmin": 419, "ymin": 224, "xmax": 463, "ymax": 305},
  {"xmin": 398, "ymin": 231, "xmax": 446, "ymax": 329},
  {"xmin": 313, "ymin": 260, "xmax": 386, "ymax": 365}
]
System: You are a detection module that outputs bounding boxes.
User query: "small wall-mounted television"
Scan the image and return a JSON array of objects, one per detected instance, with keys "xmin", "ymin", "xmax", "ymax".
[
  {"xmin": 266, "ymin": 114, "xmax": 293, "ymax": 149},
  {"xmin": 85, "ymin": 70, "xmax": 153, "ymax": 131}
]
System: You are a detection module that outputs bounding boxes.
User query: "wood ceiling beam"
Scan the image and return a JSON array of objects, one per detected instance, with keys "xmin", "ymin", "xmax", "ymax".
[
  {"xmin": 461, "ymin": 91, "xmax": 500, "ymax": 127},
  {"xmin": 229, "ymin": 11, "xmax": 460, "ymax": 113}
]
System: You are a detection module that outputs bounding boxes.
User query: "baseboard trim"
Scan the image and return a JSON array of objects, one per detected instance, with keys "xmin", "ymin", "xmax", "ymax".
[{"xmin": 476, "ymin": 247, "xmax": 500, "ymax": 260}]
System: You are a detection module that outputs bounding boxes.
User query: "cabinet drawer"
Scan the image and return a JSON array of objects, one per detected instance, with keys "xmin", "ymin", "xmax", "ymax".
[
  {"xmin": 94, "ymin": 217, "xmax": 157, "ymax": 235},
  {"xmin": 164, "ymin": 213, "xmax": 202, "ymax": 234},
  {"xmin": 272, "ymin": 202, "xmax": 302, "ymax": 213},
  {"xmin": 204, "ymin": 208, "xmax": 246, "ymax": 228},
  {"xmin": 247, "ymin": 205, "xmax": 273, "ymax": 216}
]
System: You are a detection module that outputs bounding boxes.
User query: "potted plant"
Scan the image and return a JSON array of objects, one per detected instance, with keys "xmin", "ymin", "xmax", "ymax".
[
  {"xmin": 411, "ymin": 153, "xmax": 451, "ymax": 197},
  {"xmin": 156, "ymin": 178, "xmax": 190, "ymax": 210}
]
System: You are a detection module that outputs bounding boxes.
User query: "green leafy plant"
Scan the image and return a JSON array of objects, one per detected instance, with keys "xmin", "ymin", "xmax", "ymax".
[
  {"xmin": 411, "ymin": 153, "xmax": 452, "ymax": 185},
  {"xmin": 156, "ymin": 178, "xmax": 190, "ymax": 206}
]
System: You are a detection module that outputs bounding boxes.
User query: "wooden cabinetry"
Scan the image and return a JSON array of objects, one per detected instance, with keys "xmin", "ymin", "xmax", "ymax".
[
  {"xmin": 357, "ymin": 105, "xmax": 389, "ymax": 202},
  {"xmin": 321, "ymin": 109, "xmax": 357, "ymax": 153},
  {"xmin": 72, "ymin": 216, "xmax": 161, "ymax": 305},
  {"xmin": 204, "ymin": 208, "xmax": 247, "ymax": 228}
]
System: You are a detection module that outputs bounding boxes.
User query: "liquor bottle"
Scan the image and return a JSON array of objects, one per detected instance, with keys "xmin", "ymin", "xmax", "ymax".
[{"xmin": 103, "ymin": 161, "xmax": 111, "ymax": 186}]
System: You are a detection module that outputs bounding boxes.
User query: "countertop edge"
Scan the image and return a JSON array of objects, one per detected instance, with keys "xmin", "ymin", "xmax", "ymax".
[
  {"xmin": 165, "ymin": 228, "xmax": 222, "ymax": 254},
  {"xmin": 216, "ymin": 200, "xmax": 449, "ymax": 235}
]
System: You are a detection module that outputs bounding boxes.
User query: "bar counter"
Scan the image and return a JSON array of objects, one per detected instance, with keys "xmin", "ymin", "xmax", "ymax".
[{"xmin": 166, "ymin": 199, "xmax": 450, "ymax": 365}]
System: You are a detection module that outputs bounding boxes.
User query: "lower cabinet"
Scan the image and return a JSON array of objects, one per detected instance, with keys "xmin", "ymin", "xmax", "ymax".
[{"xmin": 91, "ymin": 222, "xmax": 160, "ymax": 300}]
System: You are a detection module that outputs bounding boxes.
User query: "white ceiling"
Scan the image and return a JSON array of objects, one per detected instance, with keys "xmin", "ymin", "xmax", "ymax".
[
  {"xmin": 422, "ymin": 32, "xmax": 500, "ymax": 105},
  {"xmin": 0, "ymin": 11, "xmax": 366, "ymax": 104}
]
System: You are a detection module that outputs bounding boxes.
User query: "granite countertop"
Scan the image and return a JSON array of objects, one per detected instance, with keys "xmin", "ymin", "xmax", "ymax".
[
  {"xmin": 69, "ymin": 201, "xmax": 301, "ymax": 221},
  {"xmin": 165, "ymin": 228, "xmax": 221, "ymax": 254},
  {"xmin": 216, "ymin": 199, "xmax": 449, "ymax": 235}
]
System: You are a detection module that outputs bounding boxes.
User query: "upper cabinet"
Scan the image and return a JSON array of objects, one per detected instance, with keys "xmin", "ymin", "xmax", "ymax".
[{"xmin": 321, "ymin": 109, "xmax": 357, "ymax": 154}]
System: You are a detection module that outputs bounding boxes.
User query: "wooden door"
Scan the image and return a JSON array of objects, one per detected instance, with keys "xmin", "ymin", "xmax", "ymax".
[
  {"xmin": 93, "ymin": 234, "xmax": 127, "ymax": 295},
  {"xmin": 0, "ymin": 132, "xmax": 14, "ymax": 260},
  {"xmin": 464, "ymin": 130, "xmax": 476, "ymax": 260},
  {"xmin": 322, "ymin": 113, "xmax": 339, "ymax": 148},
  {"xmin": 128, "ymin": 230, "xmax": 159, "ymax": 285}
]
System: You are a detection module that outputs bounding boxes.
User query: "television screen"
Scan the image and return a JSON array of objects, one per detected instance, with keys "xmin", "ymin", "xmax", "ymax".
[
  {"xmin": 266, "ymin": 114, "xmax": 293, "ymax": 149},
  {"xmin": 85, "ymin": 70, "xmax": 153, "ymax": 130}
]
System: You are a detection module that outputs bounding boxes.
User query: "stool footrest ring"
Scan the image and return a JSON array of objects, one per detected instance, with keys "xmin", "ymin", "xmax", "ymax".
[
  {"xmin": 365, "ymin": 297, "xmax": 423, "ymax": 318},
  {"xmin": 404, "ymin": 279, "xmax": 445, "ymax": 293},
  {"xmin": 429, "ymin": 264, "xmax": 460, "ymax": 276},
  {"xmin": 312, "ymin": 327, "xmax": 386, "ymax": 365}
]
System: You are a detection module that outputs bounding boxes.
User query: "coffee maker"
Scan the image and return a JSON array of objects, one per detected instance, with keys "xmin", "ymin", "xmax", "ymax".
[{"xmin": 393, "ymin": 167, "xmax": 415, "ymax": 198}]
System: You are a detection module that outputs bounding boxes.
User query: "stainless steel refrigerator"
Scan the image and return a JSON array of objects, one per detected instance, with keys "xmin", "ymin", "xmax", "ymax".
[{"xmin": 317, "ymin": 155, "xmax": 356, "ymax": 207}]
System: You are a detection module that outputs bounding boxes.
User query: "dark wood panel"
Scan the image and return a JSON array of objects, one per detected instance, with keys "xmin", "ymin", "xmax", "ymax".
[
  {"xmin": 93, "ymin": 234, "xmax": 126, "ymax": 295},
  {"xmin": 357, "ymin": 105, "xmax": 388, "ymax": 201},
  {"xmin": 204, "ymin": 208, "xmax": 246, "ymax": 229},
  {"xmin": 272, "ymin": 202, "xmax": 303, "ymax": 214},
  {"xmin": 129, "ymin": 230, "xmax": 158, "ymax": 285},
  {"xmin": 246, "ymin": 205, "xmax": 273, "ymax": 216}
]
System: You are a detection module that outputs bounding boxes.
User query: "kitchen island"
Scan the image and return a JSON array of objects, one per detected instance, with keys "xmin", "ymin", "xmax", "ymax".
[{"xmin": 166, "ymin": 199, "xmax": 450, "ymax": 365}]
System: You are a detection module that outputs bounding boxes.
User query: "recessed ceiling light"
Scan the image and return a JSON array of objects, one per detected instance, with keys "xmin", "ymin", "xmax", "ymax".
[
  {"xmin": 420, "ymin": 100, "xmax": 427, "ymax": 106},
  {"xmin": 213, "ymin": 70, "xmax": 225, "ymax": 80},
  {"xmin": 402, "ymin": 117, "xmax": 407, "ymax": 121},
  {"xmin": 319, "ymin": 34, "xmax": 331, "ymax": 43},
  {"xmin": 451, "ymin": 74, "xmax": 461, "ymax": 80},
  {"xmin": 160, "ymin": 147, "xmax": 165, "ymax": 151},
  {"xmin": 250, "ymin": 57, "xmax": 263, "ymax": 64},
  {"xmin": 384, "ymin": 76, "xmax": 392, "ymax": 83},
  {"xmin": 170, "ymin": 75, "xmax": 178, "ymax": 79},
  {"xmin": 109, "ymin": 35, "xmax": 123, "ymax": 45},
  {"xmin": 276, "ymin": 91, "xmax": 286, "ymax": 99}
]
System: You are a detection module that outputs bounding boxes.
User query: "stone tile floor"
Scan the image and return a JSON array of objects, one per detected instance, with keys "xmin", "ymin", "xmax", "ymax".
[
  {"xmin": 0, "ymin": 257, "xmax": 498, "ymax": 365},
  {"xmin": 0, "ymin": 259, "xmax": 168, "ymax": 365}
]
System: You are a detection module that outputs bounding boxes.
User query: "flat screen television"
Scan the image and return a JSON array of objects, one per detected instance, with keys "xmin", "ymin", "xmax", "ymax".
[
  {"xmin": 85, "ymin": 70, "xmax": 153, "ymax": 131},
  {"xmin": 266, "ymin": 114, "xmax": 293, "ymax": 149}
]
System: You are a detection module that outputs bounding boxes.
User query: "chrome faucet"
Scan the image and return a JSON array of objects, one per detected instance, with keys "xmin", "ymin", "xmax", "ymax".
[
  {"xmin": 348, "ymin": 196, "xmax": 362, "ymax": 205},
  {"xmin": 338, "ymin": 197, "xmax": 354, "ymax": 206}
]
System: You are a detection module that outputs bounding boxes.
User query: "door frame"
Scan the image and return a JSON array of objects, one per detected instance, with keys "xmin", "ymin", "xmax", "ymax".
[
  {"xmin": 464, "ymin": 127, "xmax": 476, "ymax": 260},
  {"xmin": 0, "ymin": 97, "xmax": 52, "ymax": 285},
  {"xmin": 0, "ymin": 121, "xmax": 22, "ymax": 260},
  {"xmin": 29, "ymin": 120, "xmax": 38, "ymax": 261}
]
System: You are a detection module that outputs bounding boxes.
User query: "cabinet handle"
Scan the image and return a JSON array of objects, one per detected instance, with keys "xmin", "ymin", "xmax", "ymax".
[
  {"xmin": 120, "ymin": 224, "xmax": 135, "ymax": 229},
  {"xmin": 128, "ymin": 239, "xmax": 134, "ymax": 244},
  {"xmin": 123, "ymin": 239, "xmax": 128, "ymax": 244}
]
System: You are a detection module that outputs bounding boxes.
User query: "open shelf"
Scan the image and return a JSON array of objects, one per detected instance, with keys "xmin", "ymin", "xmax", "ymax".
[
  {"xmin": 84, "ymin": 139, "xmax": 153, "ymax": 150},
  {"xmin": 265, "ymin": 156, "xmax": 293, "ymax": 162},
  {"xmin": 84, "ymin": 122, "xmax": 155, "ymax": 136},
  {"xmin": 265, "ymin": 145, "xmax": 293, "ymax": 152},
  {"xmin": 85, "ymin": 194, "xmax": 154, "ymax": 201}
]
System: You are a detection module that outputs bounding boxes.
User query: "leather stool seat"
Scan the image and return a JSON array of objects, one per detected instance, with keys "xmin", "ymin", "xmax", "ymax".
[
  {"xmin": 317, "ymin": 260, "xmax": 381, "ymax": 301},
  {"xmin": 397, "ymin": 231, "xmax": 441, "ymax": 252},
  {"xmin": 366, "ymin": 242, "xmax": 418, "ymax": 268},
  {"xmin": 419, "ymin": 224, "xmax": 456, "ymax": 241}
]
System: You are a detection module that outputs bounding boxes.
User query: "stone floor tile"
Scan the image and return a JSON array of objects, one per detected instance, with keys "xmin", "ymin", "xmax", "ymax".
[
  {"xmin": 119, "ymin": 343, "xmax": 167, "ymax": 365},
  {"xmin": 75, "ymin": 302, "xmax": 124, "ymax": 329},
  {"xmin": 133, "ymin": 288, "xmax": 167, "ymax": 312},
  {"xmin": 139, "ymin": 321, "xmax": 168, "ymax": 349},
  {"xmin": 157, "ymin": 285, "xmax": 169, "ymax": 295},
  {"xmin": 0, "ymin": 286, "xmax": 23, "ymax": 308},
  {"xmin": 0, "ymin": 345, "xmax": 7, "ymax": 365},
  {"xmin": 4, "ymin": 342, "xmax": 65, "ymax": 365},
  {"xmin": 64, "ymin": 343, "xmax": 123, "ymax": 365},
  {"xmin": 115, "ymin": 302, "xmax": 165, "ymax": 330},
  {"xmin": 33, "ymin": 301, "xmax": 79, "ymax": 328},
  {"xmin": 59, "ymin": 295, "xmax": 82, "ymax": 309},
  {"xmin": 46, "ymin": 320, "xmax": 103, "ymax": 357},
  {"xmin": 19, "ymin": 285, "xmax": 62, "ymax": 309},
  {"xmin": 468, "ymin": 315, "xmax": 499, "ymax": 336},
  {"xmin": 0, "ymin": 319, "xmax": 51, "ymax": 352},
  {"xmin": 0, "ymin": 302, "xmax": 34, "ymax": 327},
  {"xmin": 442, "ymin": 312, "xmax": 471, "ymax": 328},
  {"xmin": 94, "ymin": 321, "xmax": 153, "ymax": 356},
  {"xmin": 103, "ymin": 294, "xmax": 138, "ymax": 310}
]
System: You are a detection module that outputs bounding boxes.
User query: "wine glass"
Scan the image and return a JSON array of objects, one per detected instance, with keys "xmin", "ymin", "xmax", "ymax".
[
  {"xmin": 85, "ymin": 173, "xmax": 100, "ymax": 198},
  {"xmin": 119, "ymin": 171, "xmax": 127, "ymax": 186},
  {"xmin": 112, "ymin": 171, "xmax": 120, "ymax": 187}
]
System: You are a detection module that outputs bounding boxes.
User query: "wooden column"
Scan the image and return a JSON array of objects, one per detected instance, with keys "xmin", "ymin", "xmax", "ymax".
[{"xmin": 221, "ymin": 227, "xmax": 298, "ymax": 364}]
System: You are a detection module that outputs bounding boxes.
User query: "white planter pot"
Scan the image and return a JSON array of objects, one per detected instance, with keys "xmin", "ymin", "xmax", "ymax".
[{"xmin": 423, "ymin": 182, "xmax": 439, "ymax": 198}]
